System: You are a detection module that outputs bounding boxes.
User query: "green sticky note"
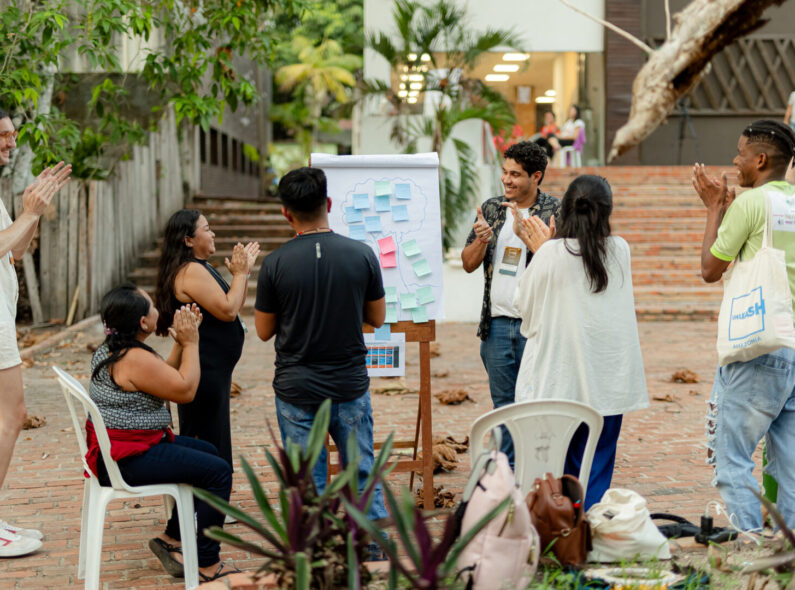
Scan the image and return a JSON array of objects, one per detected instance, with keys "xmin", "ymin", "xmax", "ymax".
[
  {"xmin": 400, "ymin": 293, "xmax": 418, "ymax": 310},
  {"xmin": 374, "ymin": 180, "xmax": 391, "ymax": 196},
  {"xmin": 417, "ymin": 285, "xmax": 434, "ymax": 305},
  {"xmin": 385, "ymin": 286, "xmax": 398, "ymax": 303},
  {"xmin": 385, "ymin": 304, "xmax": 398, "ymax": 324},
  {"xmin": 412, "ymin": 305, "xmax": 428, "ymax": 323},
  {"xmin": 402, "ymin": 239, "xmax": 422, "ymax": 258},
  {"xmin": 412, "ymin": 258, "xmax": 431, "ymax": 278}
]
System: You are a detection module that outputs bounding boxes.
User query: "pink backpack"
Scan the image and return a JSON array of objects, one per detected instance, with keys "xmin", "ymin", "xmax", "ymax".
[{"xmin": 456, "ymin": 451, "xmax": 540, "ymax": 589}]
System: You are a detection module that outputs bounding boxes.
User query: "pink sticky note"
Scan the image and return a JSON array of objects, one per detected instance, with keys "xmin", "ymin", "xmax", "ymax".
[
  {"xmin": 380, "ymin": 251, "xmax": 397, "ymax": 268},
  {"xmin": 377, "ymin": 235, "xmax": 397, "ymax": 254}
]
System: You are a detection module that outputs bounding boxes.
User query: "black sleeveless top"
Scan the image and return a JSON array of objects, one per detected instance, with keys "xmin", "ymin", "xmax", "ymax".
[{"xmin": 174, "ymin": 259, "xmax": 245, "ymax": 373}]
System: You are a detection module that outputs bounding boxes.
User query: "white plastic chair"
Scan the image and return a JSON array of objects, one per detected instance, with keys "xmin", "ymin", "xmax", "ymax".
[
  {"xmin": 53, "ymin": 366, "xmax": 199, "ymax": 590},
  {"xmin": 469, "ymin": 400, "xmax": 604, "ymax": 502},
  {"xmin": 557, "ymin": 145, "xmax": 582, "ymax": 167}
]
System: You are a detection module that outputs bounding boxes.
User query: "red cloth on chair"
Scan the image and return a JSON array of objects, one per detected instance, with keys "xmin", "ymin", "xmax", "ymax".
[{"xmin": 84, "ymin": 419, "xmax": 174, "ymax": 478}]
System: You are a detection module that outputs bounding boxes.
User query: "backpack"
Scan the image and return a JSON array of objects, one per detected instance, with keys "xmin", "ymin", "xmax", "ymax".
[{"xmin": 456, "ymin": 450, "xmax": 540, "ymax": 590}]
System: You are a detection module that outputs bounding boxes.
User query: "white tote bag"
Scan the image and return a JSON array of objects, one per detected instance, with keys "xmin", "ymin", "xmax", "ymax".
[
  {"xmin": 586, "ymin": 489, "xmax": 670, "ymax": 563},
  {"xmin": 716, "ymin": 192, "xmax": 795, "ymax": 366}
]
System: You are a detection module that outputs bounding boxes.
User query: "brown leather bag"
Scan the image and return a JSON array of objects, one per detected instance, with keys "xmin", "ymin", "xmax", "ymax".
[{"xmin": 526, "ymin": 473, "xmax": 592, "ymax": 566}]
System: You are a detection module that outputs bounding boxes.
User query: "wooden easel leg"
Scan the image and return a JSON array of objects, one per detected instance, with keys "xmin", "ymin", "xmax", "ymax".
[
  {"xmin": 409, "ymin": 396, "xmax": 422, "ymax": 493},
  {"xmin": 419, "ymin": 341, "xmax": 433, "ymax": 510}
]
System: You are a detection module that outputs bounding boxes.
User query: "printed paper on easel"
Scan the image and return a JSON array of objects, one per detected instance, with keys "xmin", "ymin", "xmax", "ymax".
[{"xmin": 364, "ymin": 332, "xmax": 406, "ymax": 377}]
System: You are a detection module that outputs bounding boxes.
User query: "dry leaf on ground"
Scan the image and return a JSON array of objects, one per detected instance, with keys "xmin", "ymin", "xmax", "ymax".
[
  {"xmin": 653, "ymin": 393, "xmax": 678, "ymax": 403},
  {"xmin": 419, "ymin": 440, "xmax": 459, "ymax": 473},
  {"xmin": 22, "ymin": 415, "xmax": 46, "ymax": 430},
  {"xmin": 434, "ymin": 389, "xmax": 474, "ymax": 405},
  {"xmin": 18, "ymin": 330, "xmax": 56, "ymax": 349},
  {"xmin": 432, "ymin": 369, "xmax": 449, "ymax": 378},
  {"xmin": 430, "ymin": 343, "xmax": 441, "ymax": 358},
  {"xmin": 434, "ymin": 435, "xmax": 469, "ymax": 453},
  {"xmin": 414, "ymin": 485, "xmax": 456, "ymax": 509},
  {"xmin": 372, "ymin": 380, "xmax": 417, "ymax": 396},
  {"xmin": 671, "ymin": 369, "xmax": 700, "ymax": 384},
  {"xmin": 230, "ymin": 381, "xmax": 243, "ymax": 398}
]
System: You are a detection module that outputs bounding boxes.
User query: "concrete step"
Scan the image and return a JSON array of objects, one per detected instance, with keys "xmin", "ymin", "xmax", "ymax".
[
  {"xmin": 211, "ymin": 224, "xmax": 294, "ymax": 238},
  {"xmin": 152, "ymin": 236, "xmax": 289, "ymax": 250}
]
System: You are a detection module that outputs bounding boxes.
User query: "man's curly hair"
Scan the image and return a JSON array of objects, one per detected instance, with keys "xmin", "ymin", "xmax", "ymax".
[{"xmin": 503, "ymin": 141, "xmax": 548, "ymax": 186}]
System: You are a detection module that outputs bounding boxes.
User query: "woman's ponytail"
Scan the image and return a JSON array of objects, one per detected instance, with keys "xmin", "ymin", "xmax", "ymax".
[{"xmin": 556, "ymin": 175, "xmax": 613, "ymax": 293}]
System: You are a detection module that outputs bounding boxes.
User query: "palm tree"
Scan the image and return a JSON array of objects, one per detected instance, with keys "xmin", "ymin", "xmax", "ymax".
[
  {"xmin": 275, "ymin": 35, "xmax": 362, "ymax": 157},
  {"xmin": 362, "ymin": 0, "xmax": 522, "ymax": 248}
]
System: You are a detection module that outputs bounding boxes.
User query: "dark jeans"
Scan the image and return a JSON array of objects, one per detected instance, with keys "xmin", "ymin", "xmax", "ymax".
[
  {"xmin": 564, "ymin": 415, "xmax": 623, "ymax": 511},
  {"xmin": 480, "ymin": 317, "xmax": 526, "ymax": 465},
  {"xmin": 96, "ymin": 436, "xmax": 232, "ymax": 567}
]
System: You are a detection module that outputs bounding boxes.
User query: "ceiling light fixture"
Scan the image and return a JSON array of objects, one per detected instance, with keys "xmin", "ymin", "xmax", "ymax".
[
  {"xmin": 398, "ymin": 90, "xmax": 408, "ymax": 98},
  {"xmin": 535, "ymin": 96, "xmax": 555, "ymax": 103},
  {"xmin": 503, "ymin": 53, "xmax": 529, "ymax": 62},
  {"xmin": 409, "ymin": 82, "xmax": 423, "ymax": 90},
  {"xmin": 545, "ymin": 89, "xmax": 556, "ymax": 96},
  {"xmin": 408, "ymin": 74, "xmax": 424, "ymax": 82},
  {"xmin": 407, "ymin": 97, "xmax": 418, "ymax": 104},
  {"xmin": 407, "ymin": 53, "xmax": 417, "ymax": 61},
  {"xmin": 420, "ymin": 53, "xmax": 431, "ymax": 61},
  {"xmin": 485, "ymin": 74, "xmax": 510, "ymax": 82},
  {"xmin": 493, "ymin": 64, "xmax": 519, "ymax": 73}
]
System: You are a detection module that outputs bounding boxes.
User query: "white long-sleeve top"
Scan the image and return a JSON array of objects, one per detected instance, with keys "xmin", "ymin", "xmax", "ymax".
[{"xmin": 513, "ymin": 236, "xmax": 649, "ymax": 416}]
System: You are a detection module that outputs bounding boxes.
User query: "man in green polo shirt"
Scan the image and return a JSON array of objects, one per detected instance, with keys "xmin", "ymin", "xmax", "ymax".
[{"xmin": 694, "ymin": 119, "xmax": 795, "ymax": 531}]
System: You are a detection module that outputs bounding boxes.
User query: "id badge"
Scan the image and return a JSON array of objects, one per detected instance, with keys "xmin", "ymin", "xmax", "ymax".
[{"xmin": 498, "ymin": 246, "xmax": 522, "ymax": 276}]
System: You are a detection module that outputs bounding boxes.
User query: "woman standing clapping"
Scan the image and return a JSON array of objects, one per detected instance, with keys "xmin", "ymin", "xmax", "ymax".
[
  {"xmin": 154, "ymin": 210, "xmax": 259, "ymax": 470},
  {"xmin": 511, "ymin": 175, "xmax": 648, "ymax": 509}
]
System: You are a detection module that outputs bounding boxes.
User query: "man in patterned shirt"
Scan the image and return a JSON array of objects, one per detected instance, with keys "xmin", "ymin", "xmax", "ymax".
[
  {"xmin": 0, "ymin": 109, "xmax": 70, "ymax": 556},
  {"xmin": 461, "ymin": 141, "xmax": 559, "ymax": 463}
]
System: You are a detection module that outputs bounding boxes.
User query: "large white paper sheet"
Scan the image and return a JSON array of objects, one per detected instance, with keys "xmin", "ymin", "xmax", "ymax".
[{"xmin": 312, "ymin": 152, "xmax": 445, "ymax": 321}]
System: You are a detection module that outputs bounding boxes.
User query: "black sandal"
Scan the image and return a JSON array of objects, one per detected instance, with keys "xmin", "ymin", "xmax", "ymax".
[
  {"xmin": 148, "ymin": 537, "xmax": 184, "ymax": 578},
  {"xmin": 199, "ymin": 561, "xmax": 241, "ymax": 582}
]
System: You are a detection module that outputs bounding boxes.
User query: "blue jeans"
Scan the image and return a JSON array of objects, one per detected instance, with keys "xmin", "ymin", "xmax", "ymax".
[
  {"xmin": 564, "ymin": 415, "xmax": 623, "ymax": 511},
  {"xmin": 275, "ymin": 392, "xmax": 388, "ymax": 521},
  {"xmin": 97, "ymin": 436, "xmax": 232, "ymax": 567},
  {"xmin": 707, "ymin": 348, "xmax": 795, "ymax": 530},
  {"xmin": 480, "ymin": 317, "xmax": 526, "ymax": 464}
]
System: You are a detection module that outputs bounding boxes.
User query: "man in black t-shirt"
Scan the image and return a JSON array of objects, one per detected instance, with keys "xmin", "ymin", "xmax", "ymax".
[{"xmin": 254, "ymin": 167, "xmax": 388, "ymax": 526}]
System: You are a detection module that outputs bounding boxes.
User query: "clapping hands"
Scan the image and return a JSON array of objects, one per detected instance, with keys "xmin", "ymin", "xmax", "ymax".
[
  {"xmin": 22, "ymin": 162, "xmax": 72, "ymax": 217},
  {"xmin": 225, "ymin": 242, "xmax": 260, "ymax": 276},
  {"xmin": 168, "ymin": 304, "xmax": 201, "ymax": 345}
]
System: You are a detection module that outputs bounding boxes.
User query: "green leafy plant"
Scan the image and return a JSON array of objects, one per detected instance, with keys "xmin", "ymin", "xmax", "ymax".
[
  {"xmin": 362, "ymin": 0, "xmax": 522, "ymax": 248},
  {"xmin": 194, "ymin": 399, "xmax": 393, "ymax": 590},
  {"xmin": 343, "ymin": 480, "xmax": 510, "ymax": 589}
]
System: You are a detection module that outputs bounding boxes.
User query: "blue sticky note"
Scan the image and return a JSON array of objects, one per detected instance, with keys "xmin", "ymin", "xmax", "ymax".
[
  {"xmin": 395, "ymin": 183, "xmax": 411, "ymax": 200},
  {"xmin": 345, "ymin": 206, "xmax": 363, "ymax": 223},
  {"xmin": 375, "ymin": 194, "xmax": 391, "ymax": 212},
  {"xmin": 400, "ymin": 293, "xmax": 418, "ymax": 310},
  {"xmin": 412, "ymin": 258, "xmax": 431, "ymax": 278},
  {"xmin": 349, "ymin": 225, "xmax": 366, "ymax": 240},
  {"xmin": 402, "ymin": 239, "xmax": 421, "ymax": 257},
  {"xmin": 374, "ymin": 180, "xmax": 391, "ymax": 196},
  {"xmin": 385, "ymin": 286, "xmax": 398, "ymax": 303},
  {"xmin": 374, "ymin": 324, "xmax": 391, "ymax": 341},
  {"xmin": 392, "ymin": 204, "xmax": 409, "ymax": 222},
  {"xmin": 385, "ymin": 304, "xmax": 398, "ymax": 324},
  {"xmin": 353, "ymin": 193, "xmax": 370, "ymax": 209},
  {"xmin": 364, "ymin": 216, "xmax": 382, "ymax": 233},
  {"xmin": 412, "ymin": 305, "xmax": 428, "ymax": 324},
  {"xmin": 417, "ymin": 285, "xmax": 434, "ymax": 305}
]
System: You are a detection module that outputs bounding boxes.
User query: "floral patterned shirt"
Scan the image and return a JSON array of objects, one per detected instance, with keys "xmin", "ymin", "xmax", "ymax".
[{"xmin": 465, "ymin": 190, "xmax": 560, "ymax": 341}]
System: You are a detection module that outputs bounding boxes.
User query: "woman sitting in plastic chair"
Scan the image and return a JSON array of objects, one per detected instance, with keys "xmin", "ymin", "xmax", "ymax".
[{"xmin": 88, "ymin": 283, "xmax": 236, "ymax": 582}]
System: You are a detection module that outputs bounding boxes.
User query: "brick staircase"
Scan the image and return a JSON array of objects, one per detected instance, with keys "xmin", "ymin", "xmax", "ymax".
[
  {"xmin": 543, "ymin": 166, "xmax": 725, "ymax": 320},
  {"xmin": 129, "ymin": 197, "xmax": 291, "ymax": 307}
]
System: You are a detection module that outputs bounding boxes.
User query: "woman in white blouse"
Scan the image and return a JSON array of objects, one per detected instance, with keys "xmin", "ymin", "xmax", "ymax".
[{"xmin": 511, "ymin": 174, "xmax": 648, "ymax": 509}]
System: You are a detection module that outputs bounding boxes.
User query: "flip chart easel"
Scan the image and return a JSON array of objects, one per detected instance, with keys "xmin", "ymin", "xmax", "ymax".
[{"xmin": 326, "ymin": 320, "xmax": 436, "ymax": 509}]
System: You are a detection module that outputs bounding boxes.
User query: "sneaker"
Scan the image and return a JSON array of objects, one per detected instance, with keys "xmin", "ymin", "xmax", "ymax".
[
  {"xmin": 0, "ymin": 520, "xmax": 42, "ymax": 541},
  {"xmin": 0, "ymin": 530, "xmax": 42, "ymax": 557}
]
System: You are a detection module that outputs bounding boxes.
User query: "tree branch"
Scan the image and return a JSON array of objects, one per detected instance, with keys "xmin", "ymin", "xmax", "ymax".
[{"xmin": 557, "ymin": 0, "xmax": 653, "ymax": 54}]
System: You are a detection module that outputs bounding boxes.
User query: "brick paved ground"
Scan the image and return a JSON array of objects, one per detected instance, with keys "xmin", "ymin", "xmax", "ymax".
[{"xmin": 0, "ymin": 316, "xmax": 741, "ymax": 588}]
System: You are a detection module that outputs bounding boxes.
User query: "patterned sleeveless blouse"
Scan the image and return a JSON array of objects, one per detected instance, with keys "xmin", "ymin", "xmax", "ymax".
[{"xmin": 89, "ymin": 343, "xmax": 172, "ymax": 430}]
